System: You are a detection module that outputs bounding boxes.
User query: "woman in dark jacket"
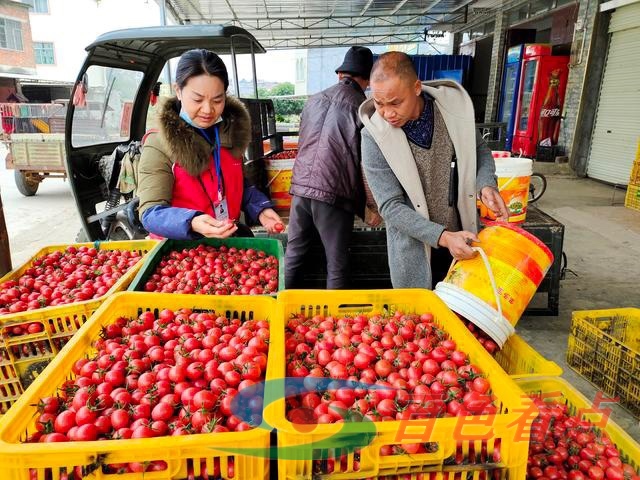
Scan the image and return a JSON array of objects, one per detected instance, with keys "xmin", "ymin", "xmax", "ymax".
[{"xmin": 137, "ymin": 49, "xmax": 282, "ymax": 239}]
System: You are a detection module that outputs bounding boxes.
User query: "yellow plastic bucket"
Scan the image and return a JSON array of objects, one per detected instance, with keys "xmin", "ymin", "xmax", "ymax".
[
  {"xmin": 265, "ymin": 158, "xmax": 294, "ymax": 212},
  {"xmin": 480, "ymin": 157, "xmax": 533, "ymax": 223},
  {"xmin": 435, "ymin": 224, "xmax": 554, "ymax": 347}
]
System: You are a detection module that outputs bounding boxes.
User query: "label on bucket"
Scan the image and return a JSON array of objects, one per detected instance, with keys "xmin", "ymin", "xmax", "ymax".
[
  {"xmin": 445, "ymin": 256, "xmax": 536, "ymax": 326},
  {"xmin": 479, "ymin": 175, "xmax": 530, "ymax": 223},
  {"xmin": 265, "ymin": 160, "xmax": 294, "ymax": 211}
]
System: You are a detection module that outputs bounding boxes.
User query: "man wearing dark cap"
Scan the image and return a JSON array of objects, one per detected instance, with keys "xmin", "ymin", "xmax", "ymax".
[{"xmin": 286, "ymin": 46, "xmax": 380, "ymax": 289}]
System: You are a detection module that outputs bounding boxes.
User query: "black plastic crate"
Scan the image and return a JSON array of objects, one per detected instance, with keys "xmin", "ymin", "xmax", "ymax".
[
  {"xmin": 257, "ymin": 206, "xmax": 564, "ymax": 315},
  {"xmin": 536, "ymin": 145, "xmax": 564, "ymax": 162}
]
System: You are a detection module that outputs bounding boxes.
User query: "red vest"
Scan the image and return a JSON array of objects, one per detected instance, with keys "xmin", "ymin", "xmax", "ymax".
[{"xmin": 171, "ymin": 146, "xmax": 244, "ymax": 220}]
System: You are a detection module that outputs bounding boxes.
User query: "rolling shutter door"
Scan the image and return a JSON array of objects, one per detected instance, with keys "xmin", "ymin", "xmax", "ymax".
[{"xmin": 587, "ymin": 2, "xmax": 640, "ymax": 184}]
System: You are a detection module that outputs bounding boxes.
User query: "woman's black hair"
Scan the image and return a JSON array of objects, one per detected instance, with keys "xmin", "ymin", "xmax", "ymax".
[{"xmin": 175, "ymin": 49, "xmax": 229, "ymax": 91}]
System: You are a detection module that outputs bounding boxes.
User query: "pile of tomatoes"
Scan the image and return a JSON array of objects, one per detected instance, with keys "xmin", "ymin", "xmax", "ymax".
[
  {"xmin": 267, "ymin": 149, "xmax": 297, "ymax": 160},
  {"xmin": 527, "ymin": 397, "xmax": 639, "ymax": 480},
  {"xmin": 0, "ymin": 246, "xmax": 142, "ymax": 314},
  {"xmin": 143, "ymin": 245, "xmax": 279, "ymax": 295},
  {"xmin": 284, "ymin": 310, "xmax": 496, "ymax": 427},
  {"xmin": 25, "ymin": 308, "xmax": 269, "ymax": 474},
  {"xmin": 464, "ymin": 320, "xmax": 500, "ymax": 356}
]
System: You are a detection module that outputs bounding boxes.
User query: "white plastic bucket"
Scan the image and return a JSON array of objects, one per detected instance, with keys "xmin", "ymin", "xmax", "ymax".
[
  {"xmin": 434, "ymin": 225, "xmax": 553, "ymax": 348},
  {"xmin": 265, "ymin": 158, "xmax": 295, "ymax": 211},
  {"xmin": 435, "ymin": 282, "xmax": 514, "ymax": 347}
]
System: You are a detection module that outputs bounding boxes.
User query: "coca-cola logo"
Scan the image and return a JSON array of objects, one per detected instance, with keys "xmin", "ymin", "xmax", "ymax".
[{"xmin": 541, "ymin": 108, "xmax": 560, "ymax": 117}]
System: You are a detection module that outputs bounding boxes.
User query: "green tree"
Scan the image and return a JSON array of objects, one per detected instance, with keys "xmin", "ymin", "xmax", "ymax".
[
  {"xmin": 269, "ymin": 82, "xmax": 295, "ymax": 96},
  {"xmin": 268, "ymin": 82, "xmax": 304, "ymax": 117}
]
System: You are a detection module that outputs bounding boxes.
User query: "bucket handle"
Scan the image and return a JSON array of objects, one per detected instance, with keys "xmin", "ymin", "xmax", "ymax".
[
  {"xmin": 265, "ymin": 169, "xmax": 285, "ymax": 188},
  {"xmin": 449, "ymin": 246, "xmax": 504, "ymax": 322},
  {"xmin": 498, "ymin": 176, "xmax": 517, "ymax": 192}
]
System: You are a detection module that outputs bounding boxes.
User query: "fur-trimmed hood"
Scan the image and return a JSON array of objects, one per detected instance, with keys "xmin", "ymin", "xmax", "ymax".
[{"xmin": 157, "ymin": 96, "xmax": 251, "ymax": 177}]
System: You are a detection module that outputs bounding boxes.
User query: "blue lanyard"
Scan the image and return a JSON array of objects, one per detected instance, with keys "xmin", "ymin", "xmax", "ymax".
[{"xmin": 198, "ymin": 126, "xmax": 223, "ymax": 201}]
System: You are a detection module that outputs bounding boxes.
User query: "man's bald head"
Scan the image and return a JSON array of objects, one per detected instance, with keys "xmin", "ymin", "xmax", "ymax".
[{"xmin": 370, "ymin": 52, "xmax": 418, "ymax": 86}]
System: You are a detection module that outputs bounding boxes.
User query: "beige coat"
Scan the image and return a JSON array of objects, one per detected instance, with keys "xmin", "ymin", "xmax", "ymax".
[{"xmin": 359, "ymin": 80, "xmax": 497, "ymax": 288}]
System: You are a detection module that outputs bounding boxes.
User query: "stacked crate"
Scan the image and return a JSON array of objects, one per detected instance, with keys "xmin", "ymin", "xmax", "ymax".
[
  {"xmin": 0, "ymin": 240, "xmax": 159, "ymax": 415},
  {"xmin": 625, "ymin": 139, "xmax": 640, "ymax": 212}
]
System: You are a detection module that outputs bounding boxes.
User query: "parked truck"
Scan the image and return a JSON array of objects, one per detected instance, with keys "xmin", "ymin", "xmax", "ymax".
[{"xmin": 1, "ymin": 102, "xmax": 67, "ymax": 196}]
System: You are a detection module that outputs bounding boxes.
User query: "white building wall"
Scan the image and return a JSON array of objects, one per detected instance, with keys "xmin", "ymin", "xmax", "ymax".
[
  {"xmin": 299, "ymin": 37, "xmax": 453, "ymax": 96},
  {"xmin": 26, "ymin": 0, "xmax": 164, "ymax": 82}
]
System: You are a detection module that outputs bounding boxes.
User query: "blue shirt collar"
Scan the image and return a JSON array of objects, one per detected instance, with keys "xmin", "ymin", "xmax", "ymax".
[{"xmin": 401, "ymin": 93, "xmax": 434, "ymax": 149}]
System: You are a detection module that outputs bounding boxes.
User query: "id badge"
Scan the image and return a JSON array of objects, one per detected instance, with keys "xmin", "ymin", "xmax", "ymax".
[{"xmin": 214, "ymin": 197, "xmax": 229, "ymax": 220}]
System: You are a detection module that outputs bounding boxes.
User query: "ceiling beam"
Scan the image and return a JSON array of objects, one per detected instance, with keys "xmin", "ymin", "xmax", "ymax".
[
  {"xmin": 329, "ymin": 0, "xmax": 339, "ymax": 16},
  {"xmin": 420, "ymin": 0, "xmax": 443, "ymax": 14},
  {"xmin": 248, "ymin": 26, "xmax": 424, "ymax": 38},
  {"xmin": 170, "ymin": 11, "xmax": 462, "ymax": 22},
  {"xmin": 263, "ymin": 34, "xmax": 428, "ymax": 49},
  {"xmin": 222, "ymin": 0, "xmax": 239, "ymax": 21},
  {"xmin": 256, "ymin": 31, "xmax": 425, "ymax": 42},
  {"xmin": 243, "ymin": 17, "xmax": 425, "ymax": 31},
  {"xmin": 174, "ymin": 0, "xmax": 208, "ymax": 22},
  {"xmin": 390, "ymin": 0, "xmax": 411, "ymax": 15},
  {"xmin": 158, "ymin": 0, "xmax": 183, "ymax": 24},
  {"xmin": 360, "ymin": 0, "xmax": 375, "ymax": 16}
]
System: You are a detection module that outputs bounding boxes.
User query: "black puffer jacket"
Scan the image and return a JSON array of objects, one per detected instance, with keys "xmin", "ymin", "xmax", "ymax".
[{"xmin": 289, "ymin": 78, "xmax": 366, "ymax": 217}]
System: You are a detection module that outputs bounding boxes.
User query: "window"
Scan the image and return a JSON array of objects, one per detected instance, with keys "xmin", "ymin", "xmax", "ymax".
[
  {"xmin": 22, "ymin": 0, "xmax": 48, "ymax": 14},
  {"xmin": 34, "ymin": 42, "xmax": 54, "ymax": 64},
  {"xmin": 296, "ymin": 58, "xmax": 306, "ymax": 82},
  {"xmin": 485, "ymin": 21, "xmax": 496, "ymax": 35},
  {"xmin": 530, "ymin": 0, "xmax": 550, "ymax": 16},
  {"xmin": 71, "ymin": 65, "xmax": 144, "ymax": 147},
  {"xmin": 0, "ymin": 18, "xmax": 23, "ymax": 51}
]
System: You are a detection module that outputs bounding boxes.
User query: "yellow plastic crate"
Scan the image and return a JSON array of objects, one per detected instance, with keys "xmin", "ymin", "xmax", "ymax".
[
  {"xmin": 567, "ymin": 308, "xmax": 640, "ymax": 417},
  {"xmin": 495, "ymin": 334, "xmax": 562, "ymax": 378},
  {"xmin": 629, "ymin": 139, "xmax": 640, "ymax": 185},
  {"xmin": 629, "ymin": 160, "xmax": 640, "ymax": 186},
  {"xmin": 625, "ymin": 184, "xmax": 640, "ymax": 212},
  {"xmin": 0, "ymin": 300, "xmax": 100, "ymax": 415},
  {"xmin": 0, "ymin": 239, "xmax": 160, "ymax": 318},
  {"xmin": 0, "ymin": 292, "xmax": 276, "ymax": 480},
  {"xmin": 515, "ymin": 377, "xmax": 639, "ymax": 470},
  {"xmin": 265, "ymin": 289, "xmax": 532, "ymax": 480}
]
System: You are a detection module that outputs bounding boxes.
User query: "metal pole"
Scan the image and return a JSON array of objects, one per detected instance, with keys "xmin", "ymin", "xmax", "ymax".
[
  {"xmin": 160, "ymin": 0, "xmax": 172, "ymax": 85},
  {"xmin": 230, "ymin": 37, "xmax": 240, "ymax": 97},
  {"xmin": 0, "ymin": 190, "xmax": 12, "ymax": 276},
  {"xmin": 250, "ymin": 40, "xmax": 258, "ymax": 99}
]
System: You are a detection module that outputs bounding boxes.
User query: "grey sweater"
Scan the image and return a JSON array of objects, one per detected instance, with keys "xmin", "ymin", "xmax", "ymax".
[{"xmin": 410, "ymin": 105, "xmax": 460, "ymax": 232}]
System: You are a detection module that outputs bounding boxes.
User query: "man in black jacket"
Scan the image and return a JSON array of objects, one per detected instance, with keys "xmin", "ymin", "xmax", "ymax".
[{"xmin": 285, "ymin": 46, "xmax": 379, "ymax": 289}]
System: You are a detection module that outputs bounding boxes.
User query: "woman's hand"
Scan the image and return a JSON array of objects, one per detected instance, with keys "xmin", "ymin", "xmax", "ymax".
[
  {"xmin": 258, "ymin": 208, "xmax": 284, "ymax": 234},
  {"xmin": 438, "ymin": 230, "xmax": 479, "ymax": 261},
  {"xmin": 191, "ymin": 214, "xmax": 237, "ymax": 238},
  {"xmin": 480, "ymin": 186, "xmax": 509, "ymax": 222}
]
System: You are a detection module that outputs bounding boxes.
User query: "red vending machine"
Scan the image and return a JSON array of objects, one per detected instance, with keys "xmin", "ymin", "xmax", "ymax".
[{"xmin": 511, "ymin": 45, "xmax": 569, "ymax": 158}]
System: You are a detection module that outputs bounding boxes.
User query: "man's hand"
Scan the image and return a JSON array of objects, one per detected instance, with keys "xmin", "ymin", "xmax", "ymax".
[
  {"xmin": 191, "ymin": 215, "xmax": 237, "ymax": 238},
  {"xmin": 364, "ymin": 207, "xmax": 383, "ymax": 227},
  {"xmin": 259, "ymin": 208, "xmax": 284, "ymax": 234},
  {"xmin": 480, "ymin": 186, "xmax": 509, "ymax": 222},
  {"xmin": 438, "ymin": 230, "xmax": 479, "ymax": 260}
]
